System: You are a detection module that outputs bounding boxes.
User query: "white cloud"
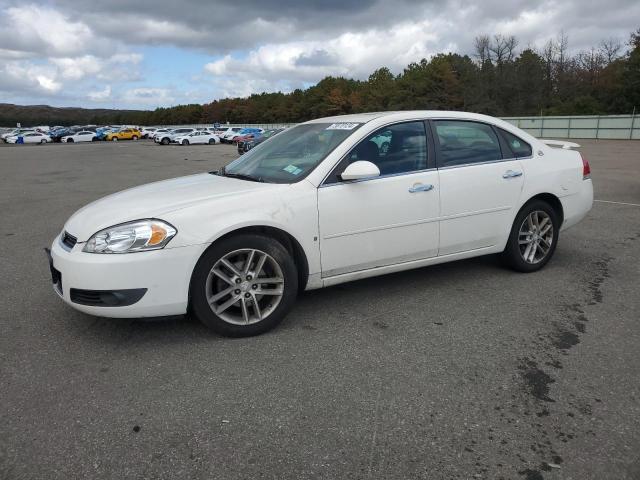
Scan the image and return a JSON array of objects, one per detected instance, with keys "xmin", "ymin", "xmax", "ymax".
[
  {"xmin": 2, "ymin": 5, "xmax": 99, "ymax": 58},
  {"xmin": 204, "ymin": 20, "xmax": 440, "ymax": 97},
  {"xmin": 88, "ymin": 85, "xmax": 112, "ymax": 101},
  {"xmin": 121, "ymin": 88, "xmax": 175, "ymax": 106}
]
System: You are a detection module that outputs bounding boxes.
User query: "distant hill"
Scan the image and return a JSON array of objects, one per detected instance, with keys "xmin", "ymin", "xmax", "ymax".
[{"xmin": 0, "ymin": 103, "xmax": 148, "ymax": 127}]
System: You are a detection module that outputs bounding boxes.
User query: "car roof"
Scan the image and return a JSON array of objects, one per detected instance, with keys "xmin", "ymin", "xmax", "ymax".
[{"xmin": 304, "ymin": 110, "xmax": 509, "ymax": 124}]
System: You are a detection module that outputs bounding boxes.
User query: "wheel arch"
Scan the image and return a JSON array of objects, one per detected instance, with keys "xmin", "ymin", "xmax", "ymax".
[
  {"xmin": 521, "ymin": 192, "xmax": 564, "ymax": 226},
  {"xmin": 190, "ymin": 224, "xmax": 310, "ymax": 296}
]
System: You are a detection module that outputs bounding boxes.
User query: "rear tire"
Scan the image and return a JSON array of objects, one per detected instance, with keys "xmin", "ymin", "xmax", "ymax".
[
  {"xmin": 190, "ymin": 234, "xmax": 298, "ymax": 337},
  {"xmin": 41, "ymin": 139, "xmax": 47, "ymax": 144},
  {"xmin": 502, "ymin": 199, "xmax": 560, "ymax": 273},
  {"xmin": 132, "ymin": 135, "xmax": 138, "ymax": 141},
  {"xmin": 208, "ymin": 138, "xmax": 215, "ymax": 144}
]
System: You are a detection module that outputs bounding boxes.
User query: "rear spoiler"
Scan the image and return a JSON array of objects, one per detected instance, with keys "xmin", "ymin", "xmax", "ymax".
[{"xmin": 540, "ymin": 139, "xmax": 580, "ymax": 150}]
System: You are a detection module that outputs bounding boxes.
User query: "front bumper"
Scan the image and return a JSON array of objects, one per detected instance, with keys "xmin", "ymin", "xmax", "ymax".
[{"xmin": 48, "ymin": 233, "xmax": 208, "ymax": 318}]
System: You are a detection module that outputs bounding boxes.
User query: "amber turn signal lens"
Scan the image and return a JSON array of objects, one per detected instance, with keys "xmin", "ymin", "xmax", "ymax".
[{"xmin": 148, "ymin": 224, "xmax": 167, "ymax": 246}]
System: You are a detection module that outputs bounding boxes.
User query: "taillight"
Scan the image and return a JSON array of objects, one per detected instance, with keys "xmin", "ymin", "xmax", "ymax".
[{"xmin": 581, "ymin": 154, "xmax": 591, "ymax": 180}]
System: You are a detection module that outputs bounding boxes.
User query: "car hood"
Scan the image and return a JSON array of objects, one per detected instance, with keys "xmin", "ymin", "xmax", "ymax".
[{"xmin": 64, "ymin": 173, "xmax": 275, "ymax": 241}]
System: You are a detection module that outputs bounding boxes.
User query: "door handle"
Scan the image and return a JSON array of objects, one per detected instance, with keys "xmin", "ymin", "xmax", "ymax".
[
  {"xmin": 408, "ymin": 183, "xmax": 434, "ymax": 193},
  {"xmin": 502, "ymin": 170, "xmax": 523, "ymax": 179}
]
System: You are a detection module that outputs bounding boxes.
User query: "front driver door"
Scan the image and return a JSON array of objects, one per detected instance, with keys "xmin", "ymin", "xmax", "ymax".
[{"xmin": 318, "ymin": 121, "xmax": 440, "ymax": 278}]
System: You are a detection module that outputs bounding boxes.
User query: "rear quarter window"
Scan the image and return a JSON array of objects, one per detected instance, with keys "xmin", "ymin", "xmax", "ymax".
[{"xmin": 498, "ymin": 128, "xmax": 532, "ymax": 158}]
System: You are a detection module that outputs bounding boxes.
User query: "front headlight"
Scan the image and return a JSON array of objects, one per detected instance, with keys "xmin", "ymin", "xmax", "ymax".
[{"xmin": 83, "ymin": 219, "xmax": 177, "ymax": 254}]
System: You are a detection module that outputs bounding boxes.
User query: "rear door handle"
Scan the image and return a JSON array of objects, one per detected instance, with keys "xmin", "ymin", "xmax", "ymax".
[
  {"xmin": 502, "ymin": 170, "xmax": 523, "ymax": 179},
  {"xmin": 408, "ymin": 183, "xmax": 434, "ymax": 193}
]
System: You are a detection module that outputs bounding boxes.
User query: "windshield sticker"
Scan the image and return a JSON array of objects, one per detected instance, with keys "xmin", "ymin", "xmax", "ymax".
[
  {"xmin": 326, "ymin": 123, "xmax": 360, "ymax": 130},
  {"xmin": 283, "ymin": 165, "xmax": 303, "ymax": 175}
]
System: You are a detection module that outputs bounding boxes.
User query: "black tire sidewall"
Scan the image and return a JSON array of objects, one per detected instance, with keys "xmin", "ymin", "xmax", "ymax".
[
  {"xmin": 503, "ymin": 199, "xmax": 560, "ymax": 272},
  {"xmin": 190, "ymin": 234, "xmax": 299, "ymax": 337}
]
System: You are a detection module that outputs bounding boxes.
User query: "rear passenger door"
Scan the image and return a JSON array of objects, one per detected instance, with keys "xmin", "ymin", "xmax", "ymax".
[{"xmin": 432, "ymin": 120, "xmax": 525, "ymax": 255}]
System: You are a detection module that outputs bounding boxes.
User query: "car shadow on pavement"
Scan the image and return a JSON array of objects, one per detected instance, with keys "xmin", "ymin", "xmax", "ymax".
[{"xmin": 64, "ymin": 253, "xmax": 508, "ymax": 343}]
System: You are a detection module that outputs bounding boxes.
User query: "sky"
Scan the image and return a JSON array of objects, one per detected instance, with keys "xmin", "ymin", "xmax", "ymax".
[{"xmin": 0, "ymin": 0, "xmax": 638, "ymax": 110}]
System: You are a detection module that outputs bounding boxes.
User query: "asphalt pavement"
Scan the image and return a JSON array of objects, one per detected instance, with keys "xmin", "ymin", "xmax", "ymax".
[{"xmin": 1, "ymin": 139, "xmax": 639, "ymax": 479}]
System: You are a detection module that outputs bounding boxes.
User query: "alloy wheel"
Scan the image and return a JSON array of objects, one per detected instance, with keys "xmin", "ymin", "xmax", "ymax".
[
  {"xmin": 206, "ymin": 248, "xmax": 285, "ymax": 325},
  {"xmin": 518, "ymin": 210, "xmax": 554, "ymax": 264}
]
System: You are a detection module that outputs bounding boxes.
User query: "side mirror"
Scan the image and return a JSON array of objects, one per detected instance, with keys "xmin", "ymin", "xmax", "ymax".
[{"xmin": 340, "ymin": 161, "xmax": 381, "ymax": 181}]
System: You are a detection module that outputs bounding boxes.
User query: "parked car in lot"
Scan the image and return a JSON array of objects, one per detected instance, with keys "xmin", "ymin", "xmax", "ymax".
[
  {"xmin": 155, "ymin": 128, "xmax": 195, "ymax": 145},
  {"xmin": 228, "ymin": 128, "xmax": 264, "ymax": 144},
  {"xmin": 150, "ymin": 128, "xmax": 170, "ymax": 140},
  {"xmin": 174, "ymin": 131, "xmax": 221, "ymax": 145},
  {"xmin": 61, "ymin": 131, "xmax": 98, "ymax": 143},
  {"xmin": 237, "ymin": 128, "xmax": 284, "ymax": 154},
  {"xmin": 219, "ymin": 127, "xmax": 244, "ymax": 143},
  {"xmin": 50, "ymin": 127, "xmax": 84, "ymax": 142},
  {"xmin": 141, "ymin": 127, "xmax": 157, "ymax": 139},
  {"xmin": 2, "ymin": 128, "xmax": 35, "ymax": 142},
  {"xmin": 6, "ymin": 131, "xmax": 51, "ymax": 144},
  {"xmin": 48, "ymin": 111, "xmax": 593, "ymax": 337},
  {"xmin": 105, "ymin": 128, "xmax": 141, "ymax": 142}
]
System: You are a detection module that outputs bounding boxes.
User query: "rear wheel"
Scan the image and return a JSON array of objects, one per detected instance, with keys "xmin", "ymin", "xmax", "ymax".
[
  {"xmin": 502, "ymin": 200, "xmax": 560, "ymax": 272},
  {"xmin": 41, "ymin": 139, "xmax": 47, "ymax": 144},
  {"xmin": 190, "ymin": 234, "xmax": 298, "ymax": 337},
  {"xmin": 132, "ymin": 135, "xmax": 138, "ymax": 141},
  {"xmin": 208, "ymin": 138, "xmax": 215, "ymax": 144}
]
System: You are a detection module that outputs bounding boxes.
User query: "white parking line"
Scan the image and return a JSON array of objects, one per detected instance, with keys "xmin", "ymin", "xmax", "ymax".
[{"xmin": 595, "ymin": 199, "xmax": 640, "ymax": 207}]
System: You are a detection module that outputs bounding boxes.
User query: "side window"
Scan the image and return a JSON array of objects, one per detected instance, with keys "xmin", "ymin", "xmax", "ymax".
[
  {"xmin": 347, "ymin": 122, "xmax": 428, "ymax": 178},
  {"xmin": 497, "ymin": 128, "xmax": 532, "ymax": 158},
  {"xmin": 434, "ymin": 120, "xmax": 502, "ymax": 167}
]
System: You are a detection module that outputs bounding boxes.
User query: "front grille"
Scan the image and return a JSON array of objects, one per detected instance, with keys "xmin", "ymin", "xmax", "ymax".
[{"xmin": 61, "ymin": 231, "xmax": 77, "ymax": 250}]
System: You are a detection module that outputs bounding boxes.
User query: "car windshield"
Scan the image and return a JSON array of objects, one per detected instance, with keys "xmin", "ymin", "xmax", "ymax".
[{"xmin": 219, "ymin": 122, "xmax": 362, "ymax": 183}]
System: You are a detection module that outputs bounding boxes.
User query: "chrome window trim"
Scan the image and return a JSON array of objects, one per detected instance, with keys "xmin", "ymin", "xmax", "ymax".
[
  {"xmin": 318, "ymin": 167, "xmax": 437, "ymax": 188},
  {"xmin": 437, "ymin": 155, "xmax": 532, "ymax": 170},
  {"xmin": 319, "ymin": 118, "xmax": 431, "ymax": 187}
]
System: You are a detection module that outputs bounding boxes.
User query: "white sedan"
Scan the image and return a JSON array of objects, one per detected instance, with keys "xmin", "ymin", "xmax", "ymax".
[
  {"xmin": 6, "ymin": 131, "xmax": 51, "ymax": 144},
  {"xmin": 174, "ymin": 131, "xmax": 221, "ymax": 145},
  {"xmin": 61, "ymin": 131, "xmax": 97, "ymax": 143},
  {"xmin": 48, "ymin": 111, "xmax": 593, "ymax": 337}
]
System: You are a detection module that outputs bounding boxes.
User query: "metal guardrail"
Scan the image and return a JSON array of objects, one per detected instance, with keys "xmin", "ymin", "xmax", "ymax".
[{"xmin": 501, "ymin": 114, "xmax": 639, "ymax": 140}]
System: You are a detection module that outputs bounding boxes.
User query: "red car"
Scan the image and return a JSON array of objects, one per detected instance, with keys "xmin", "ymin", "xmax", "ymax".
[{"xmin": 233, "ymin": 133, "xmax": 259, "ymax": 145}]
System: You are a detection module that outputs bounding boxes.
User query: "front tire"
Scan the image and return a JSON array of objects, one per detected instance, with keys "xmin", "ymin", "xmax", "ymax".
[
  {"xmin": 182, "ymin": 139, "xmax": 189, "ymax": 145},
  {"xmin": 132, "ymin": 135, "xmax": 138, "ymax": 141},
  {"xmin": 112, "ymin": 137, "xmax": 118, "ymax": 142},
  {"xmin": 208, "ymin": 138, "xmax": 215, "ymax": 144},
  {"xmin": 190, "ymin": 234, "xmax": 299, "ymax": 337},
  {"xmin": 67, "ymin": 138, "xmax": 74, "ymax": 143},
  {"xmin": 161, "ymin": 137, "xmax": 169, "ymax": 145},
  {"xmin": 502, "ymin": 200, "xmax": 560, "ymax": 272}
]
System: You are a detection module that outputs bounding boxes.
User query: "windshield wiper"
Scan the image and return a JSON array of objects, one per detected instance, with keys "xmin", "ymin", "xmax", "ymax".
[
  {"xmin": 223, "ymin": 172, "xmax": 265, "ymax": 182},
  {"xmin": 213, "ymin": 167, "xmax": 264, "ymax": 182}
]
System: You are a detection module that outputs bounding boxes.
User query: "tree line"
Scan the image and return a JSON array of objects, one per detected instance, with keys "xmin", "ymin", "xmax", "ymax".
[{"xmin": 2, "ymin": 29, "xmax": 639, "ymax": 127}]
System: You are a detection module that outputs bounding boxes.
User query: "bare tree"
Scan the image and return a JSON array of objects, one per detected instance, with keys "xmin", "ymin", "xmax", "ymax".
[
  {"xmin": 599, "ymin": 37, "xmax": 622, "ymax": 63},
  {"xmin": 506, "ymin": 35, "xmax": 519, "ymax": 61},
  {"xmin": 474, "ymin": 35, "xmax": 491, "ymax": 64},
  {"xmin": 556, "ymin": 31, "xmax": 569, "ymax": 74},
  {"xmin": 489, "ymin": 34, "xmax": 508, "ymax": 64}
]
